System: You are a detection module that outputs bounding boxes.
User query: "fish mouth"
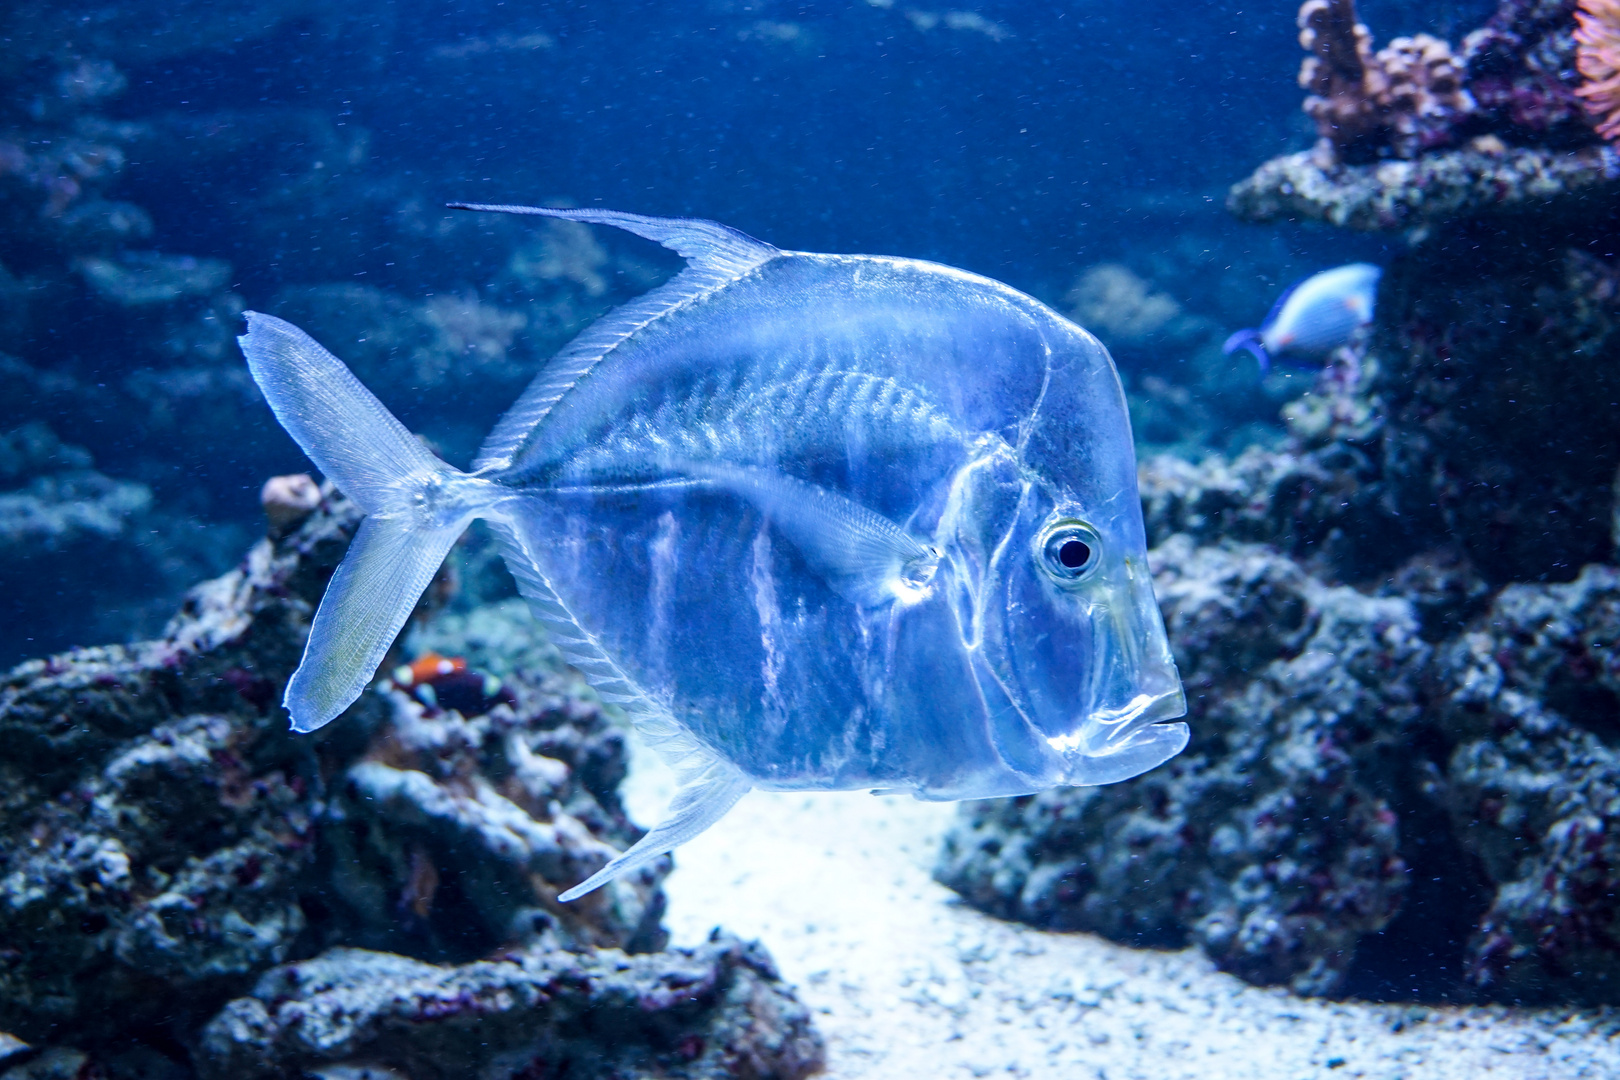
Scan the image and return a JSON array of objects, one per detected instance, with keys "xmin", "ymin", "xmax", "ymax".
[
  {"xmin": 1092, "ymin": 685, "xmax": 1188, "ymax": 743},
  {"xmin": 1043, "ymin": 685, "xmax": 1187, "ymax": 756}
]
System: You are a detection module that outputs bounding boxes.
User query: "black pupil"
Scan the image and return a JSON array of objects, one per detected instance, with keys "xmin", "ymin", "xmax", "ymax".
[{"xmin": 1058, "ymin": 539, "xmax": 1090, "ymax": 570}]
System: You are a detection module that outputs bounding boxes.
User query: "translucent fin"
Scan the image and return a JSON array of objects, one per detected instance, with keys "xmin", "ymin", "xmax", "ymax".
[
  {"xmin": 286, "ymin": 515, "xmax": 463, "ymax": 732},
  {"xmin": 446, "ymin": 203, "xmax": 777, "ymax": 276},
  {"xmin": 487, "ymin": 514, "xmax": 724, "ymax": 785},
  {"xmin": 557, "ymin": 757, "xmax": 751, "ymax": 901},
  {"xmin": 448, "ymin": 205, "xmax": 781, "ymax": 474},
  {"xmin": 690, "ymin": 462, "xmax": 940, "ymax": 609},
  {"xmin": 240, "ymin": 310, "xmax": 483, "ymax": 732},
  {"xmin": 484, "ymin": 514, "xmax": 655, "ymax": 715},
  {"xmin": 485, "ymin": 512, "xmax": 752, "ymax": 901},
  {"xmin": 240, "ymin": 312, "xmax": 444, "ymax": 516}
]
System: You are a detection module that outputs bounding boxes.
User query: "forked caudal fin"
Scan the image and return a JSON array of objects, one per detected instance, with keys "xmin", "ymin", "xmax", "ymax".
[
  {"xmin": 240, "ymin": 312, "xmax": 489, "ymax": 734},
  {"xmin": 241, "ymin": 308, "xmax": 754, "ymax": 901}
]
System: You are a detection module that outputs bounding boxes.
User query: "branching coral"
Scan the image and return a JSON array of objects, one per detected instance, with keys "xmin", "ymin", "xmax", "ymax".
[
  {"xmin": 1576, "ymin": 0, "xmax": 1620, "ymax": 140},
  {"xmin": 1298, "ymin": 0, "xmax": 1476, "ymax": 161}
]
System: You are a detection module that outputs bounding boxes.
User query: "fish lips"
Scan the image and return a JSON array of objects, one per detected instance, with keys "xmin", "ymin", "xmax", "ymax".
[{"xmin": 1046, "ymin": 686, "xmax": 1189, "ymax": 788}]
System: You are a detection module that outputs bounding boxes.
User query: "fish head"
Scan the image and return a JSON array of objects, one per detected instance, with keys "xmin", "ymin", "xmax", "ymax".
[
  {"xmin": 940, "ymin": 318, "xmax": 1187, "ymax": 793},
  {"xmin": 973, "ymin": 480, "xmax": 1187, "ymax": 789}
]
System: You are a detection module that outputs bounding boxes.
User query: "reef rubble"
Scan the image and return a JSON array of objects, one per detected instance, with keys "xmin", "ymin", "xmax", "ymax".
[{"xmin": 0, "ymin": 488, "xmax": 822, "ymax": 1078}]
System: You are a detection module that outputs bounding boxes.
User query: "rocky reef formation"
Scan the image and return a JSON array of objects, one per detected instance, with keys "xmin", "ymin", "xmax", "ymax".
[
  {"xmin": 940, "ymin": 537, "xmax": 1420, "ymax": 995},
  {"xmin": 197, "ymin": 936, "xmax": 821, "ymax": 1080},
  {"xmin": 941, "ymin": 96, "xmax": 1620, "ymax": 998},
  {"xmin": 1229, "ymin": 0, "xmax": 1620, "ymax": 230},
  {"xmin": 0, "ymin": 16, "xmax": 673, "ymax": 665},
  {"xmin": 0, "ymin": 490, "xmax": 822, "ymax": 1077}
]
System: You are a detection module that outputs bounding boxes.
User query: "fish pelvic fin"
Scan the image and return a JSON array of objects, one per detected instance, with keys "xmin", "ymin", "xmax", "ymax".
[
  {"xmin": 240, "ymin": 311, "xmax": 496, "ymax": 732},
  {"xmin": 452, "ymin": 205, "xmax": 782, "ymax": 475},
  {"xmin": 1221, "ymin": 328, "xmax": 1271, "ymax": 376}
]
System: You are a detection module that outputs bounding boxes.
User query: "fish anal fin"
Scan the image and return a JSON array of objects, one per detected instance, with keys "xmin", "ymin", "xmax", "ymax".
[
  {"xmin": 484, "ymin": 514, "xmax": 655, "ymax": 708},
  {"xmin": 558, "ymin": 757, "xmax": 751, "ymax": 902}
]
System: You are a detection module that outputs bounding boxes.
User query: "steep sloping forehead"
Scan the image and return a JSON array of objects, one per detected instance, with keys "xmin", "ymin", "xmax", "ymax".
[
  {"xmin": 1018, "ymin": 313, "xmax": 1141, "ymax": 527},
  {"xmin": 506, "ymin": 253, "xmax": 1067, "ymax": 477}
]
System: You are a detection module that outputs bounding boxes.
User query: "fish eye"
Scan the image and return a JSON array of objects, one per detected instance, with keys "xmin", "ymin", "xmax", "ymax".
[{"xmin": 1037, "ymin": 519, "xmax": 1101, "ymax": 584}]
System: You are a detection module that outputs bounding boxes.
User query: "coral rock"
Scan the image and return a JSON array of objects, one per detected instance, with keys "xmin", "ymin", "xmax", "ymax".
[
  {"xmin": 194, "ymin": 936, "xmax": 824, "ymax": 1080},
  {"xmin": 259, "ymin": 473, "xmax": 322, "ymax": 537},
  {"xmin": 1435, "ymin": 565, "xmax": 1620, "ymax": 1001},
  {"xmin": 1227, "ymin": 142, "xmax": 1620, "ymax": 230},
  {"xmin": 0, "ymin": 492, "xmax": 672, "ymax": 1052},
  {"xmin": 1297, "ymin": 0, "xmax": 1475, "ymax": 162}
]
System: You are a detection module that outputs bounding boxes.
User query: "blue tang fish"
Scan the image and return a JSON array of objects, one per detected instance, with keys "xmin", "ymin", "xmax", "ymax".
[
  {"xmin": 239, "ymin": 205, "xmax": 1188, "ymax": 900},
  {"xmin": 1223, "ymin": 262, "xmax": 1381, "ymax": 374}
]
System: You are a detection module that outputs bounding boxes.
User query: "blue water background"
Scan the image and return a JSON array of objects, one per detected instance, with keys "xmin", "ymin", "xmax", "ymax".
[{"xmin": 5, "ymin": 0, "xmax": 1496, "ymax": 662}]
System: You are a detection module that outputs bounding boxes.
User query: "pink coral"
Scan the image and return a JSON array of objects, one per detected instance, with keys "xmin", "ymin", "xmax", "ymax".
[{"xmin": 1576, "ymin": 0, "xmax": 1620, "ymax": 140}]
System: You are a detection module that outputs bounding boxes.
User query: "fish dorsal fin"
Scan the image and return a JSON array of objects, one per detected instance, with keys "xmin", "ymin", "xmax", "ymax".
[
  {"xmin": 451, "ymin": 204, "xmax": 781, "ymax": 474},
  {"xmin": 448, "ymin": 203, "xmax": 776, "ymax": 275}
]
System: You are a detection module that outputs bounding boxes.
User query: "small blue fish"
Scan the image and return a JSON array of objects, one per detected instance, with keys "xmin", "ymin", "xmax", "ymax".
[
  {"xmin": 238, "ymin": 205, "xmax": 1188, "ymax": 900},
  {"xmin": 1223, "ymin": 263, "xmax": 1381, "ymax": 374}
]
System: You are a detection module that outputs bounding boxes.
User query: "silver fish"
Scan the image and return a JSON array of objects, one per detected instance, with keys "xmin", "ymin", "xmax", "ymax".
[
  {"xmin": 239, "ymin": 205, "xmax": 1187, "ymax": 900},
  {"xmin": 1223, "ymin": 262, "xmax": 1381, "ymax": 374}
]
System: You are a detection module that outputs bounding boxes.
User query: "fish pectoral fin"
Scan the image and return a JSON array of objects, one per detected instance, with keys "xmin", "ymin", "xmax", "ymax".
[
  {"xmin": 558, "ymin": 758, "xmax": 751, "ymax": 902},
  {"xmin": 689, "ymin": 462, "xmax": 938, "ymax": 608}
]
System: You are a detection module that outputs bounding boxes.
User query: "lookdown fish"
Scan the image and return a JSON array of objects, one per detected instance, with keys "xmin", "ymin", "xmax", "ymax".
[
  {"xmin": 239, "ymin": 205, "xmax": 1188, "ymax": 900},
  {"xmin": 1222, "ymin": 262, "xmax": 1381, "ymax": 374}
]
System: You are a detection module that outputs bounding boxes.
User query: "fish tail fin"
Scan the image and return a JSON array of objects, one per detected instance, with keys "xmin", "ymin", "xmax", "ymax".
[
  {"xmin": 1221, "ymin": 328, "xmax": 1271, "ymax": 376},
  {"xmin": 240, "ymin": 311, "xmax": 487, "ymax": 733}
]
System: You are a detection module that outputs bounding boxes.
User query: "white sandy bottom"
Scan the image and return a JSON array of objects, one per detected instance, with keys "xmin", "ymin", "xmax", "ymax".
[{"xmin": 624, "ymin": 741, "xmax": 1620, "ymax": 1080}]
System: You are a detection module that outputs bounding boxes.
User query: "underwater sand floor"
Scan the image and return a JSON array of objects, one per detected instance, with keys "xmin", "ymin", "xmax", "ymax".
[{"xmin": 624, "ymin": 740, "xmax": 1620, "ymax": 1080}]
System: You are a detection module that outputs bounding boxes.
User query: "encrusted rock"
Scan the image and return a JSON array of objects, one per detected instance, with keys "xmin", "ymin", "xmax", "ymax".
[
  {"xmin": 1227, "ymin": 142, "xmax": 1620, "ymax": 231},
  {"xmin": 1435, "ymin": 565, "xmax": 1620, "ymax": 1001},
  {"xmin": 1376, "ymin": 240, "xmax": 1620, "ymax": 583},
  {"xmin": 195, "ymin": 936, "xmax": 824, "ymax": 1080},
  {"xmin": 0, "ymin": 492, "xmax": 671, "ymax": 1054},
  {"xmin": 1233, "ymin": 0, "xmax": 1619, "ymax": 230}
]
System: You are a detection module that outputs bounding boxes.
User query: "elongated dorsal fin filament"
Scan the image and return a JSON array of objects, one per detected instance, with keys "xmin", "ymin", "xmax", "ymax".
[{"xmin": 447, "ymin": 202, "xmax": 778, "ymax": 276}]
